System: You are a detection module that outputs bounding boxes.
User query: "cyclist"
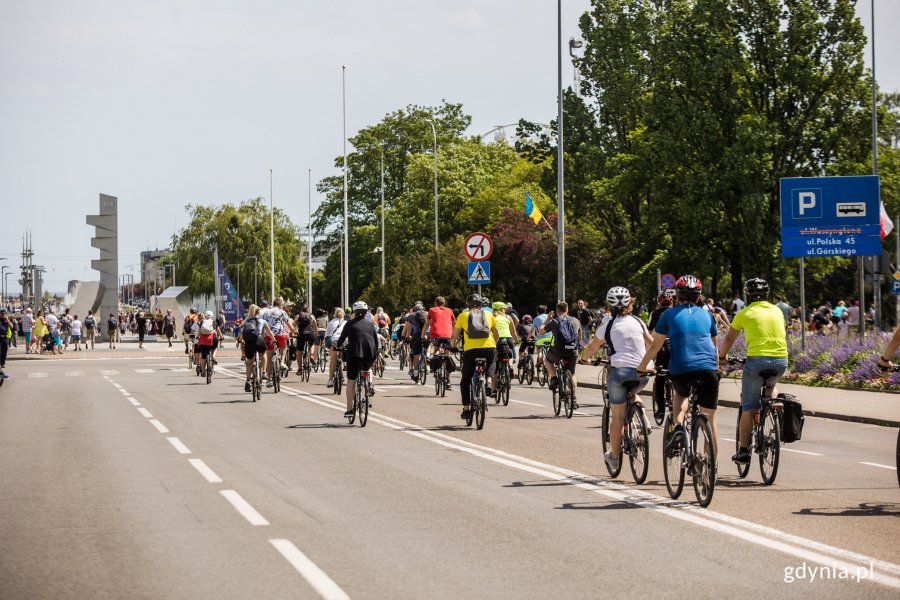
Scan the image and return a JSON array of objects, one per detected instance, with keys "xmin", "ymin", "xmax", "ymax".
[
  {"xmin": 238, "ymin": 304, "xmax": 273, "ymax": 392},
  {"xmin": 195, "ymin": 310, "xmax": 220, "ymax": 377},
  {"xmin": 648, "ymin": 292, "xmax": 674, "ymax": 422},
  {"xmin": 403, "ymin": 302, "xmax": 429, "ymax": 382},
  {"xmin": 335, "ymin": 301, "xmax": 379, "ymax": 418},
  {"xmin": 182, "ymin": 308, "xmax": 198, "ymax": 355},
  {"xmin": 293, "ymin": 304, "xmax": 316, "ymax": 374},
  {"xmin": 717, "ymin": 278, "xmax": 788, "ymax": 465},
  {"xmin": 326, "ymin": 307, "xmax": 346, "ymax": 388},
  {"xmin": 581, "ymin": 287, "xmax": 653, "ymax": 473},
  {"xmin": 539, "ymin": 301, "xmax": 582, "ymax": 406},
  {"xmin": 263, "ymin": 297, "xmax": 291, "ymax": 384},
  {"xmin": 450, "ymin": 294, "xmax": 499, "ymax": 421},
  {"xmin": 637, "ymin": 274, "xmax": 720, "ymax": 456},
  {"xmin": 423, "ymin": 296, "xmax": 456, "ymax": 388},
  {"xmin": 532, "ymin": 304, "xmax": 552, "ymax": 364},
  {"xmin": 315, "ymin": 309, "xmax": 328, "ymax": 359},
  {"xmin": 517, "ymin": 315, "xmax": 535, "ymax": 356},
  {"xmin": 492, "ymin": 301, "xmax": 519, "ymax": 367}
]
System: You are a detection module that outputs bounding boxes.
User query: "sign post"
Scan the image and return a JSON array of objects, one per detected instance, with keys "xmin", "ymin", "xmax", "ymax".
[{"xmin": 780, "ymin": 175, "xmax": 880, "ymax": 343}]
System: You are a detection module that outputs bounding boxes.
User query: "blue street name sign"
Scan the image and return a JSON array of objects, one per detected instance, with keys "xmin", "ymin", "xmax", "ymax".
[
  {"xmin": 779, "ymin": 176, "xmax": 881, "ymax": 258},
  {"xmin": 467, "ymin": 261, "xmax": 491, "ymax": 284}
]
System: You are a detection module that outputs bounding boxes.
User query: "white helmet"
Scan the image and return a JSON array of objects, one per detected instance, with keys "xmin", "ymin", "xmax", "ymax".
[
  {"xmin": 606, "ymin": 286, "xmax": 631, "ymax": 308},
  {"xmin": 205, "ymin": 310, "xmax": 214, "ymax": 319},
  {"xmin": 352, "ymin": 300, "xmax": 369, "ymax": 312}
]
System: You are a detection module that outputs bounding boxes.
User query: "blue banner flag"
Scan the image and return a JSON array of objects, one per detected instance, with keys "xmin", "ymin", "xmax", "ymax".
[{"xmin": 217, "ymin": 257, "xmax": 244, "ymax": 324}]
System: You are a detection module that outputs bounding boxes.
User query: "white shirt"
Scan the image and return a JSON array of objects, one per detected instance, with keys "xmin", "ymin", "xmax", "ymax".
[
  {"xmin": 71, "ymin": 320, "xmax": 82, "ymax": 336},
  {"xmin": 595, "ymin": 314, "xmax": 651, "ymax": 369},
  {"xmin": 263, "ymin": 307, "xmax": 288, "ymax": 335},
  {"xmin": 731, "ymin": 298, "xmax": 745, "ymax": 313},
  {"xmin": 327, "ymin": 317, "xmax": 345, "ymax": 344}
]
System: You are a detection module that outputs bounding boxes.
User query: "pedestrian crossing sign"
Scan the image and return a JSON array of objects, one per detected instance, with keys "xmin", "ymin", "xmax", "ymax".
[{"xmin": 467, "ymin": 261, "xmax": 491, "ymax": 284}]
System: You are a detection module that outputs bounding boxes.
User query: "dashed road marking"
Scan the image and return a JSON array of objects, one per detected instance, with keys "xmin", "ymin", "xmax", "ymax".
[
  {"xmin": 127, "ymin": 397, "xmax": 141, "ymax": 406},
  {"xmin": 137, "ymin": 407, "xmax": 153, "ymax": 418},
  {"xmin": 220, "ymin": 490, "xmax": 269, "ymax": 526},
  {"xmin": 100, "ymin": 370, "xmax": 120, "ymax": 375},
  {"xmin": 270, "ymin": 539, "xmax": 349, "ymax": 600},
  {"xmin": 188, "ymin": 458, "xmax": 222, "ymax": 483},
  {"xmin": 166, "ymin": 437, "xmax": 191, "ymax": 454},
  {"xmin": 860, "ymin": 461, "xmax": 896, "ymax": 471},
  {"xmin": 149, "ymin": 419, "xmax": 169, "ymax": 434},
  {"xmin": 510, "ymin": 399, "xmax": 543, "ymax": 407},
  {"xmin": 28, "ymin": 372, "xmax": 48, "ymax": 379},
  {"xmin": 134, "ymin": 368, "xmax": 155, "ymax": 374},
  {"xmin": 65, "ymin": 371, "xmax": 85, "ymax": 377}
]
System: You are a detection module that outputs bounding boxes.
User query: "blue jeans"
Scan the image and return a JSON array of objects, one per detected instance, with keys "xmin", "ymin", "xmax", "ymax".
[
  {"xmin": 741, "ymin": 356, "xmax": 788, "ymax": 411},
  {"xmin": 608, "ymin": 367, "xmax": 649, "ymax": 405}
]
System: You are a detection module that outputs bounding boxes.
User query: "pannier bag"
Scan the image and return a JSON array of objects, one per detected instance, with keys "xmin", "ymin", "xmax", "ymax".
[{"xmin": 778, "ymin": 393, "xmax": 805, "ymax": 443}]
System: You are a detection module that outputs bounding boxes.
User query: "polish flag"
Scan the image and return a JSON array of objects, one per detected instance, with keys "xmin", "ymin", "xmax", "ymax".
[{"xmin": 880, "ymin": 202, "xmax": 894, "ymax": 239}]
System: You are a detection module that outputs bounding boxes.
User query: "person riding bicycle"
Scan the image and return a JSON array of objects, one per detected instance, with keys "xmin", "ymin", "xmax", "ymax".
[
  {"xmin": 517, "ymin": 314, "xmax": 536, "ymax": 358},
  {"xmin": 648, "ymin": 291, "xmax": 674, "ymax": 421},
  {"xmin": 532, "ymin": 305, "xmax": 553, "ymax": 363},
  {"xmin": 539, "ymin": 301, "xmax": 582, "ymax": 407},
  {"xmin": 195, "ymin": 310, "xmax": 220, "ymax": 378},
  {"xmin": 423, "ymin": 296, "xmax": 456, "ymax": 389},
  {"xmin": 580, "ymin": 287, "xmax": 653, "ymax": 473},
  {"xmin": 325, "ymin": 308, "xmax": 346, "ymax": 388},
  {"xmin": 293, "ymin": 304, "xmax": 316, "ymax": 374},
  {"xmin": 238, "ymin": 304, "xmax": 273, "ymax": 392},
  {"xmin": 492, "ymin": 301, "xmax": 519, "ymax": 366},
  {"xmin": 262, "ymin": 297, "xmax": 292, "ymax": 386},
  {"xmin": 335, "ymin": 301, "xmax": 379, "ymax": 418},
  {"xmin": 450, "ymin": 294, "xmax": 499, "ymax": 421},
  {"xmin": 403, "ymin": 302, "xmax": 429, "ymax": 382},
  {"xmin": 637, "ymin": 274, "xmax": 720, "ymax": 456},
  {"xmin": 717, "ymin": 278, "xmax": 788, "ymax": 465},
  {"xmin": 183, "ymin": 307, "xmax": 198, "ymax": 354}
]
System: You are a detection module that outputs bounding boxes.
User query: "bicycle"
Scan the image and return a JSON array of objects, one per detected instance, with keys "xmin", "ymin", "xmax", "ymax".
[
  {"xmin": 651, "ymin": 364, "xmax": 672, "ymax": 427},
  {"xmin": 431, "ymin": 339, "xmax": 451, "ymax": 397},
  {"xmin": 551, "ymin": 357, "xmax": 576, "ymax": 418},
  {"xmin": 517, "ymin": 343, "xmax": 535, "ymax": 385},
  {"xmin": 464, "ymin": 356, "xmax": 488, "ymax": 430},
  {"xmin": 250, "ymin": 351, "xmax": 262, "ymax": 402},
  {"xmin": 495, "ymin": 345, "xmax": 513, "ymax": 407},
  {"xmin": 271, "ymin": 348, "xmax": 282, "ymax": 393},
  {"xmin": 597, "ymin": 361, "xmax": 651, "ymax": 483},
  {"xmin": 299, "ymin": 346, "xmax": 311, "ymax": 383},
  {"xmin": 660, "ymin": 377, "xmax": 716, "ymax": 507},
  {"xmin": 728, "ymin": 357, "xmax": 782, "ymax": 485},
  {"xmin": 187, "ymin": 340, "xmax": 195, "ymax": 370},
  {"xmin": 398, "ymin": 340, "xmax": 409, "ymax": 373},
  {"xmin": 346, "ymin": 370, "xmax": 371, "ymax": 427},
  {"xmin": 418, "ymin": 347, "xmax": 428, "ymax": 386},
  {"xmin": 374, "ymin": 352, "xmax": 385, "ymax": 378},
  {"xmin": 205, "ymin": 351, "xmax": 213, "ymax": 384},
  {"xmin": 333, "ymin": 350, "xmax": 345, "ymax": 395}
]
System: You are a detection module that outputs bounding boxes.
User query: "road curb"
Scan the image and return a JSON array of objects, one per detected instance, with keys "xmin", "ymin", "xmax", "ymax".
[{"xmin": 579, "ymin": 382, "xmax": 900, "ymax": 428}]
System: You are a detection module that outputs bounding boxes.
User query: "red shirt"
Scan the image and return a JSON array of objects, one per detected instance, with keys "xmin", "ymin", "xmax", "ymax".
[{"xmin": 426, "ymin": 306, "xmax": 455, "ymax": 339}]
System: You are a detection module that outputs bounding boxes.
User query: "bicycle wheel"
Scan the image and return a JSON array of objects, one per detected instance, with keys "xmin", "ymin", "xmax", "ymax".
[
  {"xmin": 517, "ymin": 361, "xmax": 525, "ymax": 385},
  {"xmin": 206, "ymin": 359, "xmax": 212, "ymax": 384},
  {"xmin": 563, "ymin": 372, "xmax": 574, "ymax": 419},
  {"xmin": 419, "ymin": 358, "xmax": 428, "ymax": 385},
  {"xmin": 537, "ymin": 362, "xmax": 547, "ymax": 387},
  {"xmin": 525, "ymin": 357, "xmax": 534, "ymax": 385},
  {"xmin": 495, "ymin": 365, "xmax": 503, "ymax": 404},
  {"xmin": 628, "ymin": 403, "xmax": 650, "ymax": 484},
  {"xmin": 399, "ymin": 349, "xmax": 407, "ymax": 372},
  {"xmin": 434, "ymin": 362, "xmax": 443, "ymax": 396},
  {"xmin": 758, "ymin": 406, "xmax": 781, "ymax": 485},
  {"xmin": 334, "ymin": 367, "xmax": 342, "ymax": 395},
  {"xmin": 662, "ymin": 414, "xmax": 685, "ymax": 499},
  {"xmin": 601, "ymin": 402, "xmax": 610, "ymax": 454},
  {"xmin": 303, "ymin": 357, "xmax": 311, "ymax": 382},
  {"xmin": 358, "ymin": 382, "xmax": 369, "ymax": 427},
  {"xmin": 348, "ymin": 389, "xmax": 357, "ymax": 425},
  {"xmin": 188, "ymin": 350, "xmax": 193, "ymax": 370},
  {"xmin": 475, "ymin": 381, "xmax": 486, "ymax": 430},
  {"xmin": 501, "ymin": 366, "xmax": 510, "ymax": 407},
  {"xmin": 552, "ymin": 385, "xmax": 561, "ymax": 416},
  {"xmin": 896, "ymin": 429, "xmax": 900, "ymax": 487},
  {"xmin": 651, "ymin": 375, "xmax": 666, "ymax": 426},
  {"xmin": 253, "ymin": 376, "xmax": 260, "ymax": 402},
  {"xmin": 735, "ymin": 408, "xmax": 750, "ymax": 478},
  {"xmin": 692, "ymin": 414, "xmax": 716, "ymax": 507}
]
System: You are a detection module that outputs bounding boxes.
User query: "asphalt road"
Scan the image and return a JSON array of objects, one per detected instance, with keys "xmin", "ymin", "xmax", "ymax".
[{"xmin": 1, "ymin": 350, "xmax": 898, "ymax": 599}]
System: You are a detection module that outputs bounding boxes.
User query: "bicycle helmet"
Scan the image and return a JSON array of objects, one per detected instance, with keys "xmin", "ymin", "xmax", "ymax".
[
  {"xmin": 657, "ymin": 293, "xmax": 673, "ymax": 307},
  {"xmin": 352, "ymin": 300, "xmax": 369, "ymax": 312},
  {"xmin": 482, "ymin": 297, "xmax": 491, "ymax": 307},
  {"xmin": 492, "ymin": 301, "xmax": 506, "ymax": 312},
  {"xmin": 259, "ymin": 300, "xmax": 268, "ymax": 308},
  {"xmin": 521, "ymin": 315, "xmax": 533, "ymax": 324},
  {"xmin": 205, "ymin": 310, "xmax": 214, "ymax": 319},
  {"xmin": 743, "ymin": 278, "xmax": 769, "ymax": 301},
  {"xmin": 674, "ymin": 274, "xmax": 702, "ymax": 301},
  {"xmin": 466, "ymin": 294, "xmax": 482, "ymax": 307},
  {"xmin": 606, "ymin": 286, "xmax": 631, "ymax": 308}
]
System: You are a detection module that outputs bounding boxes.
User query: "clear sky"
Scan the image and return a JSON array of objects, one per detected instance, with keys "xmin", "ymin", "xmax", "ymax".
[{"xmin": 1, "ymin": 0, "xmax": 897, "ymax": 294}]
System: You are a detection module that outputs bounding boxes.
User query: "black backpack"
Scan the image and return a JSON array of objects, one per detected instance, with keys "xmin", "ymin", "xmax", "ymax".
[
  {"xmin": 554, "ymin": 316, "xmax": 579, "ymax": 351},
  {"xmin": 242, "ymin": 318, "xmax": 259, "ymax": 339},
  {"xmin": 84, "ymin": 315, "xmax": 95, "ymax": 329},
  {"xmin": 779, "ymin": 393, "xmax": 805, "ymax": 443}
]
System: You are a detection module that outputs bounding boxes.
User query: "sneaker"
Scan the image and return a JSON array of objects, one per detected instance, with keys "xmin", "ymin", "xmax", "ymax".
[
  {"xmin": 244, "ymin": 381, "xmax": 251, "ymax": 392},
  {"xmin": 327, "ymin": 378, "xmax": 334, "ymax": 387},
  {"xmin": 266, "ymin": 380, "xmax": 273, "ymax": 388},
  {"xmin": 446, "ymin": 384, "xmax": 453, "ymax": 391},
  {"xmin": 732, "ymin": 448, "xmax": 751, "ymax": 465},
  {"xmin": 665, "ymin": 426, "xmax": 686, "ymax": 456},
  {"xmin": 344, "ymin": 410, "xmax": 354, "ymax": 418},
  {"xmin": 0, "ymin": 372, "xmax": 9, "ymax": 380},
  {"xmin": 548, "ymin": 377, "xmax": 558, "ymax": 391},
  {"xmin": 412, "ymin": 369, "xmax": 419, "ymax": 381},
  {"xmin": 184, "ymin": 348, "xmax": 189, "ymax": 354},
  {"xmin": 572, "ymin": 397, "xmax": 579, "ymax": 410},
  {"xmin": 368, "ymin": 384, "xmax": 376, "ymax": 396},
  {"xmin": 461, "ymin": 408, "xmax": 472, "ymax": 420},
  {"xmin": 604, "ymin": 451, "xmax": 620, "ymax": 473},
  {"xmin": 486, "ymin": 387, "xmax": 496, "ymax": 398}
]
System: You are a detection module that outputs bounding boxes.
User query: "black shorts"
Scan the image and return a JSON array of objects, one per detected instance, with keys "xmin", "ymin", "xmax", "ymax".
[
  {"xmin": 545, "ymin": 348, "xmax": 578, "ymax": 373},
  {"xmin": 410, "ymin": 335, "xmax": 424, "ymax": 355},
  {"xmin": 299, "ymin": 334, "xmax": 316, "ymax": 350},
  {"xmin": 198, "ymin": 344, "xmax": 213, "ymax": 357},
  {"xmin": 244, "ymin": 336, "xmax": 266, "ymax": 357},
  {"xmin": 669, "ymin": 370, "xmax": 719, "ymax": 410},
  {"xmin": 346, "ymin": 358, "xmax": 375, "ymax": 381}
]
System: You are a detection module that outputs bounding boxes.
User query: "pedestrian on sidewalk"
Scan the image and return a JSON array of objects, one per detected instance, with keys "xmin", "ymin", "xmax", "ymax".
[
  {"xmin": 22, "ymin": 308, "xmax": 33, "ymax": 353},
  {"xmin": 83, "ymin": 310, "xmax": 96, "ymax": 349},
  {"xmin": 46, "ymin": 309, "xmax": 60, "ymax": 355},
  {"xmin": 32, "ymin": 310, "xmax": 48, "ymax": 354},
  {"xmin": 60, "ymin": 309, "xmax": 72, "ymax": 351},
  {"xmin": 0, "ymin": 308, "xmax": 11, "ymax": 378},
  {"xmin": 107, "ymin": 313, "xmax": 118, "ymax": 349},
  {"xmin": 136, "ymin": 311, "xmax": 147, "ymax": 348},
  {"xmin": 163, "ymin": 309, "xmax": 176, "ymax": 347},
  {"xmin": 71, "ymin": 315, "xmax": 82, "ymax": 351}
]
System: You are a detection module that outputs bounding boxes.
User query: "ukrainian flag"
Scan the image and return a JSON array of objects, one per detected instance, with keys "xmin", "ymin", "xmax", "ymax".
[{"xmin": 524, "ymin": 193, "xmax": 543, "ymax": 225}]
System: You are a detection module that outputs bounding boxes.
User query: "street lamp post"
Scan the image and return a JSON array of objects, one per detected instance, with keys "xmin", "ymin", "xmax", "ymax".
[
  {"xmin": 308, "ymin": 168, "xmax": 313, "ymax": 309},
  {"xmin": 342, "ymin": 66, "xmax": 350, "ymax": 308},
  {"xmin": 269, "ymin": 169, "xmax": 276, "ymax": 303},
  {"xmin": 1, "ymin": 265, "xmax": 9, "ymax": 306},
  {"xmin": 4, "ymin": 272, "xmax": 11, "ymax": 307},
  {"xmin": 380, "ymin": 147, "xmax": 386, "ymax": 285},
  {"xmin": 424, "ymin": 118, "xmax": 438, "ymax": 253},
  {"xmin": 556, "ymin": 0, "xmax": 566, "ymax": 302}
]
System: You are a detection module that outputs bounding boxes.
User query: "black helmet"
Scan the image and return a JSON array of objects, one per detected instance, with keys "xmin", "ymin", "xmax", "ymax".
[
  {"xmin": 744, "ymin": 278, "xmax": 769, "ymax": 300},
  {"xmin": 466, "ymin": 294, "xmax": 483, "ymax": 308},
  {"xmin": 674, "ymin": 274, "xmax": 702, "ymax": 301}
]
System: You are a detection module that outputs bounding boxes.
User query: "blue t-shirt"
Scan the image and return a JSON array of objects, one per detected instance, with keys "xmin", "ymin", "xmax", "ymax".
[{"xmin": 654, "ymin": 304, "xmax": 717, "ymax": 375}]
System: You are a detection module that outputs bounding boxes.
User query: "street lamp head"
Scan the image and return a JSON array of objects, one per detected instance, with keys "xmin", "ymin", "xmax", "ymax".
[{"xmin": 569, "ymin": 37, "xmax": 583, "ymax": 49}]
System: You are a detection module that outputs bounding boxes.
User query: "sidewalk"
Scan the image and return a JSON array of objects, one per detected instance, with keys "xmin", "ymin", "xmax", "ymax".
[
  {"xmin": 574, "ymin": 363, "xmax": 900, "ymax": 428},
  {"xmin": 5, "ymin": 336, "xmax": 242, "ymax": 362}
]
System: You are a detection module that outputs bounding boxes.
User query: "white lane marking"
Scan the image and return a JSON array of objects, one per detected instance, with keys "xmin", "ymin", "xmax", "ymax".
[
  {"xmin": 783, "ymin": 448, "xmax": 824, "ymax": 456},
  {"xmin": 28, "ymin": 372, "xmax": 48, "ymax": 379},
  {"xmin": 149, "ymin": 419, "xmax": 169, "ymax": 434},
  {"xmin": 137, "ymin": 407, "xmax": 153, "ymax": 418},
  {"xmin": 510, "ymin": 399, "xmax": 543, "ymax": 407},
  {"xmin": 188, "ymin": 458, "xmax": 222, "ymax": 483},
  {"xmin": 171, "ymin": 368, "xmax": 189, "ymax": 373},
  {"xmin": 65, "ymin": 371, "xmax": 85, "ymax": 377},
  {"xmin": 100, "ymin": 370, "xmax": 120, "ymax": 375},
  {"xmin": 112, "ymin": 382, "xmax": 122, "ymax": 388},
  {"xmin": 135, "ymin": 368, "xmax": 155, "ymax": 373},
  {"xmin": 220, "ymin": 490, "xmax": 269, "ymax": 526},
  {"xmin": 860, "ymin": 461, "xmax": 896, "ymax": 471},
  {"xmin": 127, "ymin": 397, "xmax": 141, "ymax": 406},
  {"xmin": 236, "ymin": 371, "xmax": 900, "ymax": 587},
  {"xmin": 270, "ymin": 539, "xmax": 349, "ymax": 600},
  {"xmin": 722, "ymin": 438, "xmax": 823, "ymax": 456},
  {"xmin": 166, "ymin": 437, "xmax": 192, "ymax": 454}
]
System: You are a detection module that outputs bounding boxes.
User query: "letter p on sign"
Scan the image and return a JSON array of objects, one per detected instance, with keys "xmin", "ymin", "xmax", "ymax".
[{"xmin": 793, "ymin": 188, "xmax": 822, "ymax": 220}]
